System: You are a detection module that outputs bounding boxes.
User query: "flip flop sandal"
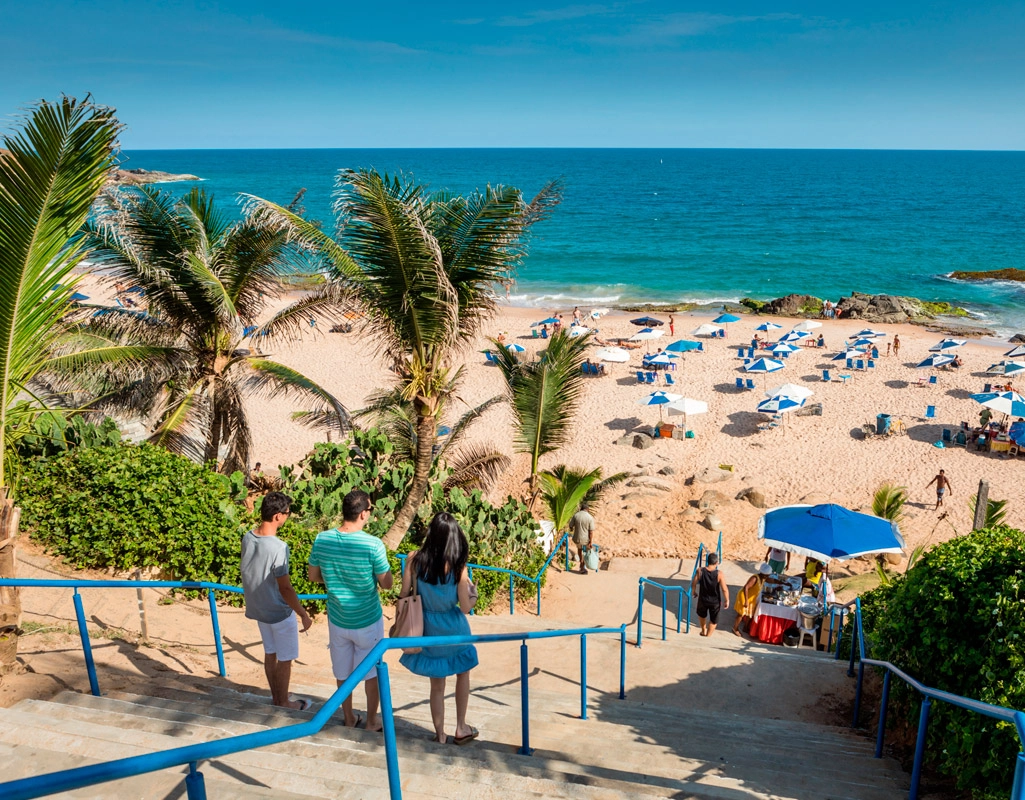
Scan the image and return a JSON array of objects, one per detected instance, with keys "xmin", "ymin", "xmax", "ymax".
[
  {"xmin": 453, "ymin": 727, "xmax": 479, "ymax": 746},
  {"xmin": 292, "ymin": 697, "xmax": 313, "ymax": 712},
  {"xmin": 346, "ymin": 711, "xmax": 366, "ymax": 728}
]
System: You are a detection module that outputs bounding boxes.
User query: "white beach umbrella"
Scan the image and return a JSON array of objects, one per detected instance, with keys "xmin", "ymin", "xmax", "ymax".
[
  {"xmin": 590, "ymin": 308, "xmax": 610, "ymax": 319},
  {"xmin": 916, "ymin": 354, "xmax": 955, "ymax": 368},
  {"xmin": 779, "ymin": 330, "xmax": 811, "ymax": 343},
  {"xmin": 638, "ymin": 390, "xmax": 683, "ymax": 421},
  {"xmin": 666, "ymin": 397, "xmax": 709, "ymax": 434},
  {"xmin": 771, "ymin": 343, "xmax": 800, "ymax": 356},
  {"xmin": 505, "ymin": 343, "xmax": 526, "ymax": 353},
  {"xmin": 595, "ymin": 347, "xmax": 630, "ymax": 363},
  {"xmin": 793, "ymin": 320, "xmax": 823, "ymax": 331},
  {"xmin": 568, "ymin": 326, "xmax": 590, "ymax": 337},
  {"xmin": 629, "ymin": 328, "xmax": 664, "ymax": 342},
  {"xmin": 692, "ymin": 323, "xmax": 724, "ymax": 337},
  {"xmin": 765, "ymin": 383, "xmax": 814, "ymax": 400},
  {"xmin": 985, "ymin": 361, "xmax": 1025, "ymax": 376},
  {"xmin": 1004, "ymin": 344, "xmax": 1025, "ymax": 358},
  {"xmin": 928, "ymin": 338, "xmax": 967, "ymax": 352}
]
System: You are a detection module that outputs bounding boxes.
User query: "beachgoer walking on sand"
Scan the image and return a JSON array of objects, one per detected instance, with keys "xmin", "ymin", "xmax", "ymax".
[
  {"xmin": 399, "ymin": 513, "xmax": 480, "ymax": 745},
  {"xmin": 765, "ymin": 546, "xmax": 790, "ymax": 576},
  {"xmin": 886, "ymin": 342, "xmax": 892, "ymax": 356},
  {"xmin": 892, "ymin": 335, "xmax": 901, "ymax": 357},
  {"xmin": 573, "ymin": 306, "xmax": 581, "ymax": 324},
  {"xmin": 669, "ymin": 315, "xmax": 675, "ymax": 335},
  {"xmin": 568, "ymin": 502, "xmax": 597, "ymax": 574},
  {"xmin": 926, "ymin": 470, "xmax": 952, "ymax": 510},
  {"xmin": 308, "ymin": 490, "xmax": 393, "ymax": 731},
  {"xmin": 694, "ymin": 553, "xmax": 729, "ymax": 637},
  {"xmin": 241, "ymin": 492, "xmax": 314, "ymax": 710}
]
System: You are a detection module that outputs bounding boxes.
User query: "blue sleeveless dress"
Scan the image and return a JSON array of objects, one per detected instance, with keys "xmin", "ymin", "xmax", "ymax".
[{"xmin": 399, "ymin": 573, "xmax": 479, "ymax": 678}]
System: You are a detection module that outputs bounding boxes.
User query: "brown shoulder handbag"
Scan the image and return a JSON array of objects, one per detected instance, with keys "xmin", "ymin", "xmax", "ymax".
[{"xmin": 390, "ymin": 555, "xmax": 423, "ymax": 654}]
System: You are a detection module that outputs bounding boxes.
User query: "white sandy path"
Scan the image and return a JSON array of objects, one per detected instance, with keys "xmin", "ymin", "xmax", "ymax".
[{"xmin": 76, "ymin": 275, "xmax": 1025, "ymax": 566}]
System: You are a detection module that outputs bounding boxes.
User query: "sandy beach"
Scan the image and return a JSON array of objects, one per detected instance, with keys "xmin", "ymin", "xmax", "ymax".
[{"xmin": 77, "ymin": 276, "xmax": 1025, "ymax": 567}]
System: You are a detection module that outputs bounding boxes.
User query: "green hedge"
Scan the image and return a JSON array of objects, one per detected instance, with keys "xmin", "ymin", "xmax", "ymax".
[{"xmin": 855, "ymin": 526, "xmax": 1025, "ymax": 799}]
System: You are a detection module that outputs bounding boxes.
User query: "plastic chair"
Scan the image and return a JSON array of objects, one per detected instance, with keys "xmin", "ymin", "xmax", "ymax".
[
  {"xmin": 822, "ymin": 370, "xmax": 831, "ymax": 382},
  {"xmin": 747, "ymin": 348, "xmax": 755, "ymax": 358},
  {"xmin": 846, "ymin": 359, "xmax": 854, "ymax": 369},
  {"xmin": 929, "ymin": 375, "xmax": 938, "ymax": 385},
  {"xmin": 484, "ymin": 351, "xmax": 496, "ymax": 364},
  {"xmin": 867, "ymin": 359, "xmax": 876, "ymax": 369},
  {"xmin": 664, "ymin": 373, "xmax": 676, "ymax": 386},
  {"xmin": 738, "ymin": 347, "xmax": 746, "ymax": 358},
  {"xmin": 942, "ymin": 428, "xmax": 952, "ymax": 443},
  {"xmin": 736, "ymin": 378, "xmax": 745, "ymax": 390},
  {"xmin": 926, "ymin": 405, "xmax": 936, "ymax": 419},
  {"xmin": 532, "ymin": 329, "xmax": 539, "ymax": 339},
  {"xmin": 955, "ymin": 431, "xmax": 968, "ymax": 447},
  {"xmin": 646, "ymin": 372, "xmax": 657, "ymax": 384},
  {"xmin": 746, "ymin": 379, "xmax": 756, "ymax": 390},
  {"xmin": 855, "ymin": 359, "xmax": 865, "ymax": 371},
  {"xmin": 983, "ymin": 383, "xmax": 992, "ymax": 393},
  {"xmin": 636, "ymin": 371, "xmax": 645, "ymax": 383},
  {"xmin": 798, "ymin": 625, "xmax": 818, "ymax": 649}
]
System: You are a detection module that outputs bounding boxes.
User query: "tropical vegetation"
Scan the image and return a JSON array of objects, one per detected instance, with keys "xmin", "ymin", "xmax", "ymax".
[
  {"xmin": 854, "ymin": 525, "xmax": 1025, "ymax": 800},
  {"xmin": 247, "ymin": 169, "xmax": 561, "ymax": 548},
  {"xmin": 538, "ymin": 465, "xmax": 628, "ymax": 535}
]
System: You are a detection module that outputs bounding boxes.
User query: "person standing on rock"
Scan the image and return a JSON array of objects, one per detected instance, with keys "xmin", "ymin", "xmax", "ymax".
[
  {"xmin": 241, "ymin": 491, "xmax": 314, "ymax": 711},
  {"xmin": 568, "ymin": 502, "xmax": 596, "ymax": 574},
  {"xmin": 694, "ymin": 552, "xmax": 729, "ymax": 637}
]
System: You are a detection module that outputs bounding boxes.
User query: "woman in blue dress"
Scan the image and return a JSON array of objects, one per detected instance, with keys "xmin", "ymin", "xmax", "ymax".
[{"xmin": 399, "ymin": 513, "xmax": 479, "ymax": 744}]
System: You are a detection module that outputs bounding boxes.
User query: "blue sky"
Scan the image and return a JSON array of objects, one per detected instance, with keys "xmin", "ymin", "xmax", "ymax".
[{"xmin": 1, "ymin": 1, "xmax": 1023, "ymax": 149}]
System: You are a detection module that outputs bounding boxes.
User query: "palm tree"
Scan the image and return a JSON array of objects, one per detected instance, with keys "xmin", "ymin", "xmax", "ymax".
[
  {"xmin": 248, "ymin": 169, "xmax": 560, "ymax": 548},
  {"xmin": 493, "ymin": 330, "xmax": 591, "ymax": 497},
  {"xmin": 0, "ymin": 96, "xmax": 122, "ymax": 667},
  {"xmin": 872, "ymin": 483, "xmax": 908, "ymax": 524},
  {"xmin": 349, "ymin": 390, "xmax": 510, "ymax": 491},
  {"xmin": 75, "ymin": 186, "xmax": 349, "ymax": 473},
  {"xmin": 538, "ymin": 465, "xmax": 628, "ymax": 534},
  {"xmin": 969, "ymin": 496, "xmax": 1008, "ymax": 529}
]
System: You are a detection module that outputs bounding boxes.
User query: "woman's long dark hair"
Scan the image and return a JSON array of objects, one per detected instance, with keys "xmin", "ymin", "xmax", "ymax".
[{"xmin": 415, "ymin": 513, "xmax": 468, "ymax": 585}]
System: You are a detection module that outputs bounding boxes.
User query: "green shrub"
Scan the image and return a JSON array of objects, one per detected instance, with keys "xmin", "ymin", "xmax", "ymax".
[
  {"xmin": 16, "ymin": 412, "xmax": 122, "ymax": 461},
  {"xmin": 855, "ymin": 526, "xmax": 1025, "ymax": 799}
]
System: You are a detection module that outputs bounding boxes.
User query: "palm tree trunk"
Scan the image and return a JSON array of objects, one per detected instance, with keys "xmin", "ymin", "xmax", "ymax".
[
  {"xmin": 0, "ymin": 493, "xmax": 22, "ymax": 670},
  {"xmin": 382, "ymin": 412, "xmax": 436, "ymax": 550}
]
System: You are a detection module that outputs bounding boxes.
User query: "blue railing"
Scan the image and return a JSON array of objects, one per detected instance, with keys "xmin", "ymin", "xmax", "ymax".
[
  {"xmin": 636, "ymin": 542, "xmax": 705, "ymax": 645},
  {"xmin": 849, "ymin": 597, "xmax": 1025, "ymax": 800},
  {"xmin": 0, "ymin": 576, "xmax": 627, "ymax": 800},
  {"xmin": 397, "ymin": 532, "xmax": 570, "ymax": 617}
]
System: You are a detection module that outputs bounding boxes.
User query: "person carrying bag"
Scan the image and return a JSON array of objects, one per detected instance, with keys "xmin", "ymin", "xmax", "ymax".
[{"xmin": 391, "ymin": 554, "xmax": 424, "ymax": 654}]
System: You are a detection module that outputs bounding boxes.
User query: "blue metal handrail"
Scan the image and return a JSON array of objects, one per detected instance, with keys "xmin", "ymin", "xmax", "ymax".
[
  {"xmin": 849, "ymin": 597, "xmax": 1025, "ymax": 800},
  {"xmin": 635, "ymin": 542, "xmax": 705, "ymax": 646},
  {"xmin": 397, "ymin": 532, "xmax": 570, "ymax": 617},
  {"xmin": 0, "ymin": 622, "xmax": 627, "ymax": 800}
]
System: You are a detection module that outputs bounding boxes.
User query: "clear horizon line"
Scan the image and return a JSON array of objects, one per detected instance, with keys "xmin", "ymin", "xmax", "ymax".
[{"xmin": 119, "ymin": 145, "xmax": 1025, "ymax": 153}]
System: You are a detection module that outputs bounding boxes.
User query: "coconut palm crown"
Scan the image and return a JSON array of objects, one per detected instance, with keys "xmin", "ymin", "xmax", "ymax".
[
  {"xmin": 248, "ymin": 169, "xmax": 561, "ymax": 548},
  {"xmin": 75, "ymin": 186, "xmax": 349, "ymax": 473}
]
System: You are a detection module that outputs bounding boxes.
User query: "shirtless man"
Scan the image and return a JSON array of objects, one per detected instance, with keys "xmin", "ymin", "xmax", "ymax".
[
  {"xmin": 926, "ymin": 469, "xmax": 952, "ymax": 510},
  {"xmin": 892, "ymin": 335, "xmax": 901, "ymax": 357}
]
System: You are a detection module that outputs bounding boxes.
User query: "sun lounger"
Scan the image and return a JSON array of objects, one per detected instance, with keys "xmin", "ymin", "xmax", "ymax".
[
  {"xmin": 746, "ymin": 379, "xmax": 755, "ymax": 390},
  {"xmin": 856, "ymin": 359, "xmax": 865, "ymax": 371},
  {"xmin": 636, "ymin": 371, "xmax": 645, "ymax": 383},
  {"xmin": 646, "ymin": 372, "xmax": 657, "ymax": 384},
  {"xmin": 735, "ymin": 378, "xmax": 745, "ymax": 390},
  {"xmin": 664, "ymin": 373, "xmax": 676, "ymax": 386},
  {"xmin": 926, "ymin": 405, "xmax": 936, "ymax": 419}
]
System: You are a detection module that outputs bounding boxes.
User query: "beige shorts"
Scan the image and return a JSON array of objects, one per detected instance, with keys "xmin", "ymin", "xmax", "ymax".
[
  {"xmin": 257, "ymin": 612, "xmax": 299, "ymax": 662},
  {"xmin": 328, "ymin": 618, "xmax": 385, "ymax": 682}
]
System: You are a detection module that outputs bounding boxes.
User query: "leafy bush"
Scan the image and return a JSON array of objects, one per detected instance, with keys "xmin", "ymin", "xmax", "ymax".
[
  {"xmin": 855, "ymin": 526, "xmax": 1025, "ymax": 799},
  {"xmin": 16, "ymin": 412, "xmax": 122, "ymax": 460}
]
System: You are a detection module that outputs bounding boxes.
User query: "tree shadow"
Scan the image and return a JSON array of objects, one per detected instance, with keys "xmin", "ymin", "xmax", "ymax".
[
  {"xmin": 945, "ymin": 388, "xmax": 973, "ymax": 400},
  {"xmin": 884, "ymin": 380, "xmax": 909, "ymax": 389},
  {"xmin": 907, "ymin": 423, "xmax": 947, "ymax": 443},
  {"xmin": 713, "ymin": 382, "xmax": 745, "ymax": 394},
  {"xmin": 604, "ymin": 416, "xmax": 643, "ymax": 433},
  {"xmin": 720, "ymin": 411, "xmax": 768, "ymax": 438},
  {"xmin": 616, "ymin": 376, "xmax": 645, "ymax": 386}
]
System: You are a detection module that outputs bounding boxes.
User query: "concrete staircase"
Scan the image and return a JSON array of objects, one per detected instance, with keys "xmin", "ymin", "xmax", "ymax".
[{"xmin": 0, "ymin": 657, "xmax": 907, "ymax": 799}]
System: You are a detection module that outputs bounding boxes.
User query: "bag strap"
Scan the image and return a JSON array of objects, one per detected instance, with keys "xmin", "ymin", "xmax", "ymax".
[{"xmin": 405, "ymin": 552, "xmax": 420, "ymax": 599}]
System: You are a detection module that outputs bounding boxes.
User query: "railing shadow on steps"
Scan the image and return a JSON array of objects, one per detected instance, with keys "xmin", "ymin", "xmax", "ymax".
[
  {"xmin": 845, "ymin": 597, "xmax": 1025, "ymax": 800},
  {"xmin": 399, "ymin": 532, "xmax": 570, "ymax": 617},
  {"xmin": 635, "ymin": 532, "xmax": 722, "ymax": 646},
  {"xmin": 0, "ymin": 575, "xmax": 628, "ymax": 800}
]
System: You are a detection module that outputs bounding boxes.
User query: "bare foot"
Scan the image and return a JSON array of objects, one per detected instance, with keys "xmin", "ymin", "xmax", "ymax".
[{"xmin": 732, "ymin": 628, "xmax": 741, "ymax": 637}]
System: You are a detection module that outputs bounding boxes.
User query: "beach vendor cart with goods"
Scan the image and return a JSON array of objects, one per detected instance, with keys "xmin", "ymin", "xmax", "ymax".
[{"xmin": 750, "ymin": 504, "xmax": 904, "ymax": 647}]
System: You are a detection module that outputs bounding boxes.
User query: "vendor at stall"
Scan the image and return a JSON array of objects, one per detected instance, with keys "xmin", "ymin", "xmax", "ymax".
[
  {"xmin": 733, "ymin": 563, "xmax": 773, "ymax": 637},
  {"xmin": 803, "ymin": 558, "xmax": 824, "ymax": 589},
  {"xmin": 765, "ymin": 546, "xmax": 791, "ymax": 575}
]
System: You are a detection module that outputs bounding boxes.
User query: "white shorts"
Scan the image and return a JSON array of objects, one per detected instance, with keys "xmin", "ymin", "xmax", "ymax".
[
  {"xmin": 257, "ymin": 612, "xmax": 299, "ymax": 662},
  {"xmin": 329, "ymin": 618, "xmax": 385, "ymax": 682}
]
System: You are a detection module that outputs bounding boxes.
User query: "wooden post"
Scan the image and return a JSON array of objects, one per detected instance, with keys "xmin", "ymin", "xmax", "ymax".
[
  {"xmin": 0, "ymin": 494, "xmax": 22, "ymax": 670},
  {"xmin": 134, "ymin": 569, "xmax": 149, "ymax": 643},
  {"xmin": 972, "ymin": 480, "xmax": 990, "ymax": 531}
]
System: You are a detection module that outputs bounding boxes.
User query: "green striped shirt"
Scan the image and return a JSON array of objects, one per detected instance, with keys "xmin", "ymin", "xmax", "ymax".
[{"xmin": 308, "ymin": 528, "xmax": 390, "ymax": 629}]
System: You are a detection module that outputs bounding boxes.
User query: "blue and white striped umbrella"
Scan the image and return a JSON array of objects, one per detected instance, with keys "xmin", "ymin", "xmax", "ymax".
[
  {"xmin": 1005, "ymin": 344, "xmax": 1025, "ymax": 359},
  {"xmin": 929, "ymin": 338, "xmax": 967, "ymax": 352},
  {"xmin": 917, "ymin": 354, "xmax": 955, "ymax": 368},
  {"xmin": 638, "ymin": 390, "xmax": 683, "ymax": 420},
  {"xmin": 755, "ymin": 322, "xmax": 783, "ymax": 332},
  {"xmin": 854, "ymin": 328, "xmax": 886, "ymax": 338},
  {"xmin": 971, "ymin": 391, "xmax": 1025, "ymax": 417},
  {"xmin": 757, "ymin": 396, "xmax": 805, "ymax": 414},
  {"xmin": 779, "ymin": 330, "xmax": 811, "ymax": 343},
  {"xmin": 745, "ymin": 357, "xmax": 785, "ymax": 374},
  {"xmin": 851, "ymin": 338, "xmax": 876, "ymax": 347},
  {"xmin": 771, "ymin": 343, "xmax": 800, "ymax": 355},
  {"xmin": 505, "ymin": 343, "xmax": 526, "ymax": 353},
  {"xmin": 644, "ymin": 353, "xmax": 676, "ymax": 366},
  {"xmin": 986, "ymin": 361, "xmax": 1025, "ymax": 377},
  {"xmin": 832, "ymin": 349, "xmax": 866, "ymax": 361}
]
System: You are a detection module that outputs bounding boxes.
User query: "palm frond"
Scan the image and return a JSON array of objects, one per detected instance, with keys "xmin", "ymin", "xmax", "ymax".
[
  {"xmin": 539, "ymin": 465, "xmax": 602, "ymax": 532},
  {"xmin": 433, "ymin": 394, "xmax": 505, "ymax": 462},
  {"xmin": 442, "ymin": 444, "xmax": 511, "ymax": 491},
  {"xmin": 243, "ymin": 358, "xmax": 350, "ymax": 432}
]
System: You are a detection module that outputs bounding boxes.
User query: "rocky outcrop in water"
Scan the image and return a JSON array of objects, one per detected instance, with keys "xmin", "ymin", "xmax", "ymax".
[
  {"xmin": 107, "ymin": 167, "xmax": 199, "ymax": 185},
  {"xmin": 950, "ymin": 268, "xmax": 1025, "ymax": 282}
]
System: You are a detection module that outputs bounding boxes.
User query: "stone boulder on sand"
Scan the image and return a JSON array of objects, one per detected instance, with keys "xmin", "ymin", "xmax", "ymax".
[{"xmin": 694, "ymin": 466, "xmax": 733, "ymax": 484}]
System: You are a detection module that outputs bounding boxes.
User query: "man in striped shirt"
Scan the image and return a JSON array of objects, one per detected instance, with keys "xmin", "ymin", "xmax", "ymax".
[{"xmin": 308, "ymin": 489, "xmax": 393, "ymax": 731}]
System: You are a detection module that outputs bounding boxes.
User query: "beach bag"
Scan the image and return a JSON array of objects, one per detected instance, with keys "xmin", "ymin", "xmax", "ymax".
[
  {"xmin": 390, "ymin": 561, "xmax": 423, "ymax": 654},
  {"xmin": 584, "ymin": 546, "xmax": 600, "ymax": 572}
]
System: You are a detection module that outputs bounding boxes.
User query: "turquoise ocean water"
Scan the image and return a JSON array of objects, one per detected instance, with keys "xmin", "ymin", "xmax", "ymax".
[{"xmin": 122, "ymin": 149, "xmax": 1025, "ymax": 334}]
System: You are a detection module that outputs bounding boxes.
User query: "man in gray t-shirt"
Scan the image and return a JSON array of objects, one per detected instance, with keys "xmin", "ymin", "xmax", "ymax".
[
  {"xmin": 241, "ymin": 492, "xmax": 313, "ymax": 710},
  {"xmin": 568, "ymin": 502, "xmax": 596, "ymax": 574}
]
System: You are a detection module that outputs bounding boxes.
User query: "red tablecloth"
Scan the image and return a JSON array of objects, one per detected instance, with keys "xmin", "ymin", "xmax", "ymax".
[{"xmin": 750, "ymin": 601, "xmax": 800, "ymax": 644}]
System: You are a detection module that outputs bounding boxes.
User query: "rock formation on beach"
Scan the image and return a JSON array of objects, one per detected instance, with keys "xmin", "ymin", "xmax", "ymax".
[
  {"xmin": 107, "ymin": 167, "xmax": 200, "ymax": 185},
  {"xmin": 950, "ymin": 268, "xmax": 1025, "ymax": 282}
]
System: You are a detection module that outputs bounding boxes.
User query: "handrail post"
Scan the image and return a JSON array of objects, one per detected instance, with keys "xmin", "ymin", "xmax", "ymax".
[
  {"xmin": 636, "ymin": 581, "xmax": 644, "ymax": 648},
  {"xmin": 564, "ymin": 536, "xmax": 569, "ymax": 571},
  {"xmin": 184, "ymin": 761, "xmax": 206, "ymax": 800},
  {"xmin": 847, "ymin": 613, "xmax": 858, "ymax": 677},
  {"xmin": 685, "ymin": 591, "xmax": 692, "ymax": 634},
  {"xmin": 1011, "ymin": 752, "xmax": 1025, "ymax": 800},
  {"xmin": 377, "ymin": 660, "xmax": 402, "ymax": 800},
  {"xmin": 676, "ymin": 591, "xmax": 682, "ymax": 634},
  {"xmin": 619, "ymin": 626, "xmax": 627, "ymax": 699},
  {"xmin": 909, "ymin": 697, "xmax": 931, "ymax": 800},
  {"xmin": 875, "ymin": 670, "xmax": 891, "ymax": 758},
  {"xmin": 72, "ymin": 589, "xmax": 100, "ymax": 697},
  {"xmin": 468, "ymin": 566, "xmax": 474, "ymax": 616},
  {"xmin": 853, "ymin": 660, "xmax": 865, "ymax": 727},
  {"xmin": 207, "ymin": 589, "xmax": 227, "ymax": 678},
  {"xmin": 661, "ymin": 590, "xmax": 667, "ymax": 641},
  {"xmin": 579, "ymin": 634, "xmax": 587, "ymax": 720},
  {"xmin": 518, "ymin": 641, "xmax": 533, "ymax": 755},
  {"xmin": 509, "ymin": 574, "xmax": 515, "ymax": 616},
  {"xmin": 535, "ymin": 577, "xmax": 541, "ymax": 617}
]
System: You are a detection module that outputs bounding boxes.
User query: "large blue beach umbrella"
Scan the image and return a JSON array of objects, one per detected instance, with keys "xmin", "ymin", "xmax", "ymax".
[
  {"xmin": 757, "ymin": 504, "xmax": 905, "ymax": 563},
  {"xmin": 971, "ymin": 391, "xmax": 1025, "ymax": 418},
  {"xmin": 929, "ymin": 338, "xmax": 967, "ymax": 352},
  {"xmin": 745, "ymin": 357, "xmax": 785, "ymax": 374},
  {"xmin": 712, "ymin": 313, "xmax": 742, "ymax": 325},
  {"xmin": 531, "ymin": 317, "xmax": 559, "ymax": 327},
  {"xmin": 664, "ymin": 339, "xmax": 704, "ymax": 353},
  {"xmin": 69, "ymin": 292, "xmax": 90, "ymax": 302},
  {"xmin": 754, "ymin": 322, "xmax": 783, "ymax": 332},
  {"xmin": 917, "ymin": 354, "xmax": 955, "ymax": 369},
  {"xmin": 1009, "ymin": 422, "xmax": 1025, "ymax": 447}
]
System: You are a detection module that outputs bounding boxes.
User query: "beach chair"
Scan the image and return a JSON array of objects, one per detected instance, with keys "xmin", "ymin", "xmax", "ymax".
[
  {"xmin": 736, "ymin": 378, "xmax": 745, "ymax": 390},
  {"xmin": 929, "ymin": 375, "xmax": 938, "ymax": 385},
  {"xmin": 856, "ymin": 359, "xmax": 865, "ymax": 371},
  {"xmin": 738, "ymin": 347, "xmax": 746, "ymax": 358},
  {"xmin": 983, "ymin": 383, "xmax": 992, "ymax": 393},
  {"xmin": 484, "ymin": 351, "xmax": 497, "ymax": 364},
  {"xmin": 867, "ymin": 360, "xmax": 876, "ymax": 370},
  {"xmin": 532, "ymin": 329, "xmax": 539, "ymax": 338},
  {"xmin": 750, "ymin": 339, "xmax": 758, "ymax": 348},
  {"xmin": 646, "ymin": 372, "xmax": 657, "ymax": 384},
  {"xmin": 781, "ymin": 351, "xmax": 790, "ymax": 359},
  {"xmin": 540, "ymin": 329, "xmax": 548, "ymax": 339},
  {"xmin": 636, "ymin": 371, "xmax": 645, "ymax": 383},
  {"xmin": 664, "ymin": 373, "xmax": 676, "ymax": 386},
  {"xmin": 846, "ymin": 359, "xmax": 854, "ymax": 369},
  {"xmin": 926, "ymin": 405, "xmax": 936, "ymax": 419},
  {"xmin": 747, "ymin": 347, "xmax": 755, "ymax": 358},
  {"xmin": 822, "ymin": 370, "xmax": 831, "ymax": 382},
  {"xmin": 954, "ymin": 430, "xmax": 967, "ymax": 447},
  {"xmin": 746, "ymin": 379, "xmax": 756, "ymax": 390},
  {"xmin": 942, "ymin": 428, "xmax": 952, "ymax": 444}
]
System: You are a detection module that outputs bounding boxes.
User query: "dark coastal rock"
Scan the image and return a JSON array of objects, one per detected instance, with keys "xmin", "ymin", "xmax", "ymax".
[
  {"xmin": 835, "ymin": 293, "xmax": 918, "ymax": 323},
  {"xmin": 761, "ymin": 294, "xmax": 822, "ymax": 317},
  {"xmin": 1011, "ymin": 333, "xmax": 1025, "ymax": 343},
  {"xmin": 950, "ymin": 268, "xmax": 1025, "ymax": 282},
  {"xmin": 108, "ymin": 167, "xmax": 200, "ymax": 186}
]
